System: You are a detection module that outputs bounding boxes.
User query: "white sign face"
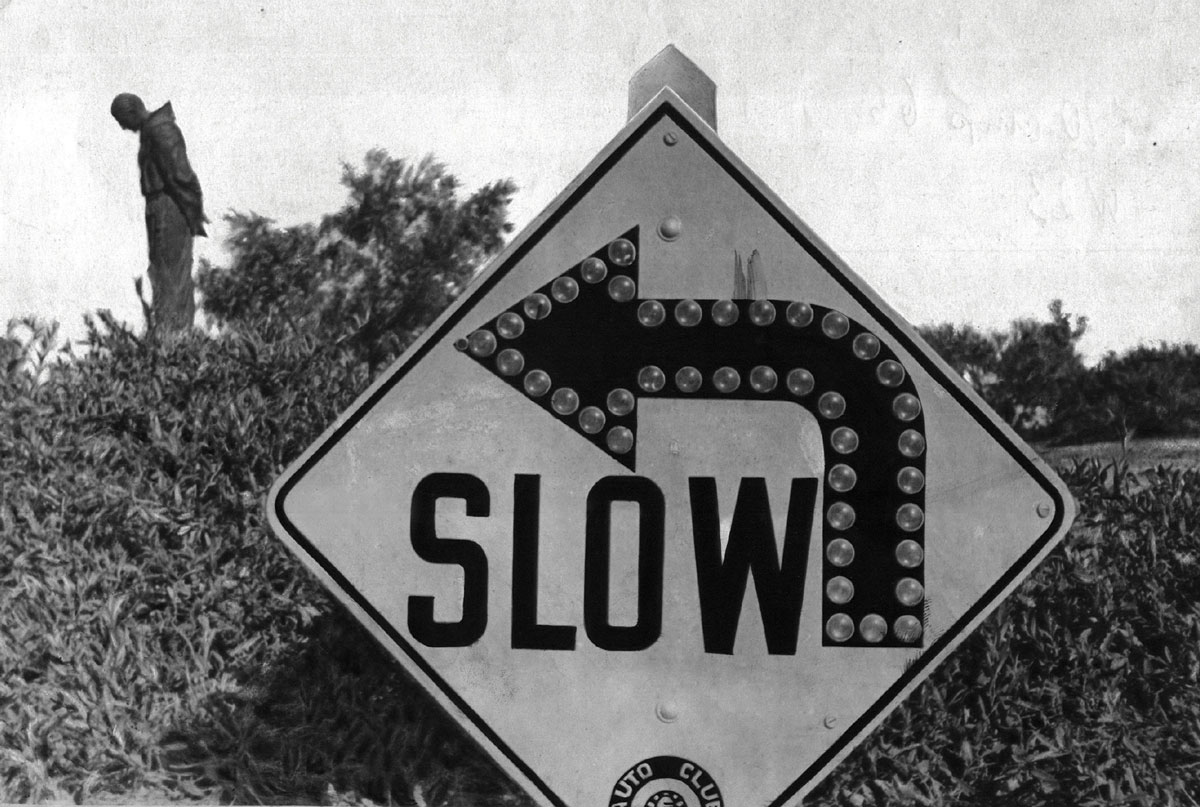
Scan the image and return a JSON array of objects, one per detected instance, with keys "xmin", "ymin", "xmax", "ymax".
[{"xmin": 268, "ymin": 89, "xmax": 1075, "ymax": 807}]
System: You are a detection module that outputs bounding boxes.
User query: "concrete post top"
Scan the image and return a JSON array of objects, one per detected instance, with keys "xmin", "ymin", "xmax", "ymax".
[{"xmin": 628, "ymin": 44, "xmax": 717, "ymax": 131}]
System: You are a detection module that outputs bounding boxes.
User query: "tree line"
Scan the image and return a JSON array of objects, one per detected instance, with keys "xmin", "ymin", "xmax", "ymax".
[
  {"xmin": 919, "ymin": 304, "xmax": 1200, "ymax": 449},
  {"xmin": 4, "ymin": 148, "xmax": 1195, "ymax": 453}
]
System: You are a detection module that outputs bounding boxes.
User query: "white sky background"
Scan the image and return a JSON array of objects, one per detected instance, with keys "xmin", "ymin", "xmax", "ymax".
[{"xmin": 1, "ymin": 0, "xmax": 1197, "ymax": 363}]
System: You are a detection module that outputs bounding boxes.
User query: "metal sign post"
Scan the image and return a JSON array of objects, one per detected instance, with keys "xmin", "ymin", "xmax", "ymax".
[{"xmin": 268, "ymin": 45, "xmax": 1075, "ymax": 807}]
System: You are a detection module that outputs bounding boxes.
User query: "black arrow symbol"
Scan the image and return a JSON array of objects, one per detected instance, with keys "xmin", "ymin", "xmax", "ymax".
[{"xmin": 457, "ymin": 227, "xmax": 928, "ymax": 647}]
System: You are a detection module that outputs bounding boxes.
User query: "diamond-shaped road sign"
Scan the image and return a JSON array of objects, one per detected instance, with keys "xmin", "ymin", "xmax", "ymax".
[{"xmin": 268, "ymin": 56, "xmax": 1075, "ymax": 807}]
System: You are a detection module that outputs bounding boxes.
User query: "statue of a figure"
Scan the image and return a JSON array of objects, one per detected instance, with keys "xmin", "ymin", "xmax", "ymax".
[{"xmin": 110, "ymin": 93, "xmax": 209, "ymax": 334}]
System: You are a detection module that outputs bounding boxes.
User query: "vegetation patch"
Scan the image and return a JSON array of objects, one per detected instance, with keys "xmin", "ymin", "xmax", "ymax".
[{"xmin": 4, "ymin": 150, "xmax": 1200, "ymax": 805}]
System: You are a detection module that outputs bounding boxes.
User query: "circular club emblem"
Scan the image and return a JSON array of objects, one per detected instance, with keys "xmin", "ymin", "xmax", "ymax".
[{"xmin": 608, "ymin": 756, "xmax": 724, "ymax": 807}]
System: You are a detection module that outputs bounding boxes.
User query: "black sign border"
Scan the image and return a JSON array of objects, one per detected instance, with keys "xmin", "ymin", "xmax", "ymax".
[{"xmin": 273, "ymin": 99, "xmax": 1070, "ymax": 807}]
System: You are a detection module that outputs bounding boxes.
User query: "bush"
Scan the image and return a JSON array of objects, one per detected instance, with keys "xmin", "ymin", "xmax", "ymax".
[
  {"xmin": 808, "ymin": 459, "xmax": 1200, "ymax": 806},
  {"xmin": 0, "ymin": 313, "xmax": 364, "ymax": 801},
  {"xmin": 919, "ymin": 301, "xmax": 1089, "ymax": 441},
  {"xmin": 1056, "ymin": 343, "xmax": 1200, "ymax": 448},
  {"xmin": 6, "ymin": 307, "xmax": 1199, "ymax": 805},
  {"xmin": 5, "ymin": 145, "xmax": 1198, "ymax": 803},
  {"xmin": 197, "ymin": 151, "xmax": 516, "ymax": 373},
  {"xmin": 3, "ymin": 148, "xmax": 525, "ymax": 804}
]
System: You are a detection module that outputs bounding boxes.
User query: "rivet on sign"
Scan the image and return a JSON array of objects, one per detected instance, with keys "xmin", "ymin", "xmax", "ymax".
[
  {"xmin": 675, "ymin": 366, "xmax": 702, "ymax": 393},
  {"xmin": 496, "ymin": 311, "xmax": 525, "ymax": 340},
  {"xmin": 580, "ymin": 257, "xmax": 608, "ymax": 284},
  {"xmin": 896, "ymin": 503, "xmax": 925, "ymax": 532},
  {"xmin": 826, "ymin": 537, "xmax": 855, "ymax": 567},
  {"xmin": 523, "ymin": 293, "xmax": 552, "ymax": 320},
  {"xmin": 828, "ymin": 464, "xmax": 857, "ymax": 493},
  {"xmin": 551, "ymin": 276, "xmax": 579, "ymax": 303},
  {"xmin": 749, "ymin": 299, "xmax": 776, "ymax": 326},
  {"xmin": 852, "ymin": 332, "xmax": 881, "ymax": 360},
  {"xmin": 638, "ymin": 300, "xmax": 666, "ymax": 327},
  {"xmin": 749, "ymin": 365, "xmax": 777, "ymax": 393},
  {"xmin": 786, "ymin": 301, "xmax": 814, "ymax": 328},
  {"xmin": 467, "ymin": 329, "xmax": 497, "ymax": 358},
  {"xmin": 657, "ymin": 216, "xmax": 683, "ymax": 241},
  {"xmin": 523, "ymin": 370, "xmax": 551, "ymax": 398},
  {"xmin": 895, "ymin": 539, "xmax": 924, "ymax": 568},
  {"xmin": 551, "ymin": 387, "xmax": 579, "ymax": 416},
  {"xmin": 453, "ymin": 338, "xmax": 468, "ymax": 352},
  {"xmin": 711, "ymin": 299, "xmax": 739, "ymax": 326},
  {"xmin": 897, "ymin": 466, "xmax": 925, "ymax": 494},
  {"xmin": 606, "ymin": 388, "xmax": 635, "ymax": 416},
  {"xmin": 607, "ymin": 426, "xmax": 634, "ymax": 455},
  {"xmin": 656, "ymin": 701, "xmax": 679, "ymax": 722},
  {"xmin": 579, "ymin": 406, "xmax": 606, "ymax": 434},
  {"xmin": 826, "ymin": 614, "xmax": 854, "ymax": 643},
  {"xmin": 1036, "ymin": 502, "xmax": 1052, "ymax": 518},
  {"xmin": 675, "ymin": 299, "xmax": 703, "ymax": 327},
  {"xmin": 859, "ymin": 614, "xmax": 887, "ymax": 643},
  {"xmin": 786, "ymin": 368, "xmax": 815, "ymax": 397},
  {"xmin": 608, "ymin": 275, "xmax": 636, "ymax": 302},
  {"xmin": 823, "ymin": 715, "xmax": 838, "ymax": 729},
  {"xmin": 638, "ymin": 366, "xmax": 666, "ymax": 393},
  {"xmin": 827, "ymin": 501, "xmax": 856, "ymax": 531},
  {"xmin": 496, "ymin": 349, "xmax": 524, "ymax": 377},
  {"xmin": 663, "ymin": 131, "xmax": 678, "ymax": 146},
  {"xmin": 877, "ymin": 359, "xmax": 906, "ymax": 387},
  {"xmin": 607, "ymin": 238, "xmax": 636, "ymax": 267},
  {"xmin": 818, "ymin": 391, "xmax": 846, "ymax": 420},
  {"xmin": 826, "ymin": 575, "xmax": 854, "ymax": 605},
  {"xmin": 893, "ymin": 392, "xmax": 922, "ymax": 422},
  {"xmin": 822, "ymin": 311, "xmax": 850, "ymax": 339},
  {"xmin": 712, "ymin": 367, "xmax": 740, "ymax": 393},
  {"xmin": 898, "ymin": 429, "xmax": 925, "ymax": 458},
  {"xmin": 895, "ymin": 577, "xmax": 924, "ymax": 606},
  {"xmin": 894, "ymin": 615, "xmax": 924, "ymax": 643},
  {"xmin": 830, "ymin": 426, "xmax": 859, "ymax": 455}
]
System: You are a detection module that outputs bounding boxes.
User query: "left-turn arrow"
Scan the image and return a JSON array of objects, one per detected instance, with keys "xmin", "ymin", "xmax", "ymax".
[{"xmin": 456, "ymin": 227, "xmax": 932, "ymax": 647}]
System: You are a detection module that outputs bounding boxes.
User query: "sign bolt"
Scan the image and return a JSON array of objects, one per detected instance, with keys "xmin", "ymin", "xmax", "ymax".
[
  {"xmin": 1036, "ymin": 502, "xmax": 1052, "ymax": 518},
  {"xmin": 656, "ymin": 701, "xmax": 680, "ymax": 723},
  {"xmin": 657, "ymin": 215, "xmax": 683, "ymax": 241},
  {"xmin": 663, "ymin": 131, "xmax": 678, "ymax": 146},
  {"xmin": 823, "ymin": 715, "xmax": 838, "ymax": 729}
]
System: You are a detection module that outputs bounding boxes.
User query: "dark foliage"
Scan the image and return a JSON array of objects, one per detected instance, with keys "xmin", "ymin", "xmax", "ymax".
[
  {"xmin": 916, "ymin": 302, "xmax": 1200, "ymax": 446},
  {"xmin": 198, "ymin": 151, "xmax": 516, "ymax": 372},
  {"xmin": 918, "ymin": 300, "xmax": 1090, "ymax": 439},
  {"xmin": 918, "ymin": 321, "xmax": 1000, "ymax": 399},
  {"xmin": 6, "ymin": 304, "xmax": 1200, "ymax": 804},
  {"xmin": 1057, "ymin": 343, "xmax": 1200, "ymax": 449},
  {"xmin": 808, "ymin": 460, "xmax": 1200, "ymax": 806},
  {"xmin": 0, "ymin": 312, "xmax": 527, "ymax": 804},
  {"xmin": 4, "ymin": 148, "xmax": 1200, "ymax": 804},
  {"xmin": 1, "ymin": 150, "xmax": 521, "ymax": 804}
]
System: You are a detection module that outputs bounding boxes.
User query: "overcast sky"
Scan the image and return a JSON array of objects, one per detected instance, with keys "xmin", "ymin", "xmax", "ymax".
[{"xmin": 2, "ymin": 0, "xmax": 1197, "ymax": 362}]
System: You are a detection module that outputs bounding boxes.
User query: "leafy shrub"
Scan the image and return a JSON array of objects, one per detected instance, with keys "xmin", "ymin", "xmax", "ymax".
[
  {"xmin": 2, "ymin": 148, "xmax": 526, "ymax": 805},
  {"xmin": 5, "ymin": 145, "xmax": 1200, "ymax": 804},
  {"xmin": 919, "ymin": 300, "xmax": 1089, "ymax": 440},
  {"xmin": 809, "ymin": 459, "xmax": 1200, "ymax": 806},
  {"xmin": 7, "ymin": 306, "xmax": 1200, "ymax": 805},
  {"xmin": 1056, "ymin": 343, "xmax": 1200, "ymax": 449},
  {"xmin": 0, "ymin": 312, "xmax": 362, "ymax": 801},
  {"xmin": 197, "ymin": 151, "xmax": 516, "ymax": 373}
]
